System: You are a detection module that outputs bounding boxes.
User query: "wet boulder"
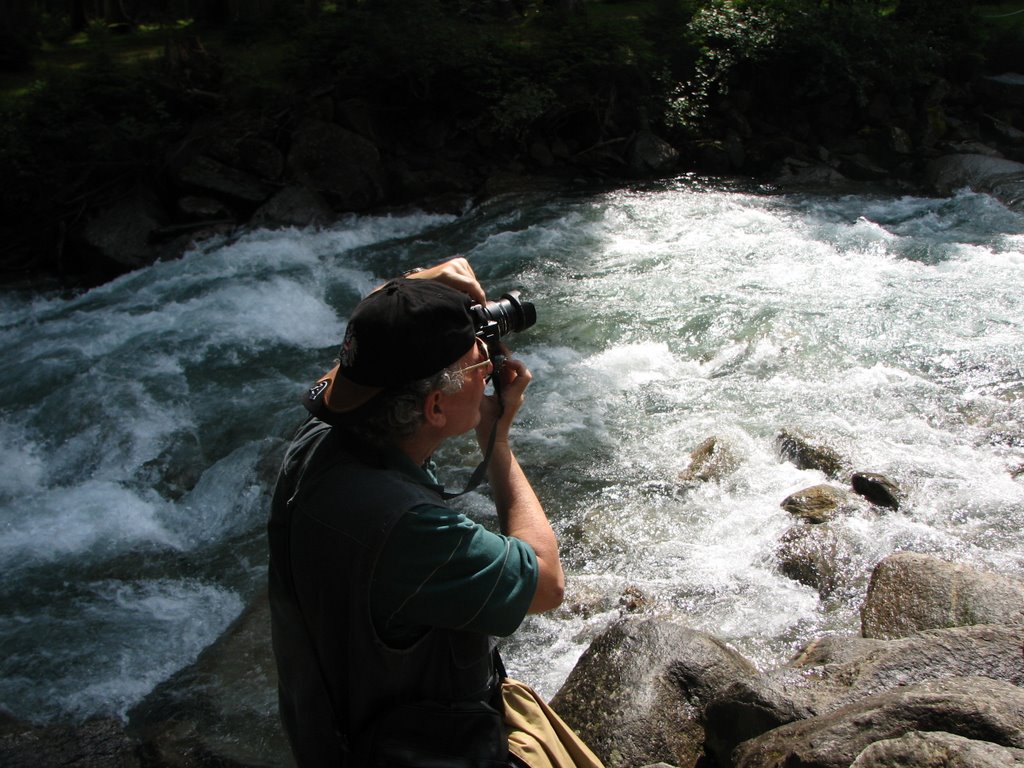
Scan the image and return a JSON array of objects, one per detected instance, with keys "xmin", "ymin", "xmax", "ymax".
[
  {"xmin": 703, "ymin": 669, "xmax": 817, "ymax": 767},
  {"xmin": 81, "ymin": 192, "xmax": 170, "ymax": 270},
  {"xmin": 977, "ymin": 72, "xmax": 1024, "ymax": 108},
  {"xmin": 850, "ymin": 472, "xmax": 901, "ymax": 510},
  {"xmin": 677, "ymin": 436, "xmax": 740, "ymax": 486},
  {"xmin": 732, "ymin": 676, "xmax": 1024, "ymax": 768},
  {"xmin": 127, "ymin": 589, "xmax": 290, "ymax": 768},
  {"xmin": 704, "ymin": 624, "xmax": 1024, "ymax": 763},
  {"xmin": 851, "ymin": 730, "xmax": 1024, "ymax": 768},
  {"xmin": 551, "ymin": 617, "xmax": 757, "ymax": 768},
  {"xmin": 861, "ymin": 552, "xmax": 1024, "ymax": 639},
  {"xmin": 0, "ymin": 715, "xmax": 140, "ymax": 768},
  {"xmin": 174, "ymin": 153, "xmax": 275, "ymax": 203},
  {"xmin": 775, "ymin": 523, "xmax": 852, "ymax": 598},
  {"xmin": 627, "ymin": 130, "xmax": 680, "ymax": 176},
  {"xmin": 251, "ymin": 185, "xmax": 335, "ymax": 229},
  {"xmin": 775, "ymin": 430, "xmax": 848, "ymax": 479},
  {"xmin": 780, "ymin": 484, "xmax": 853, "ymax": 524},
  {"xmin": 925, "ymin": 153, "xmax": 1024, "ymax": 211},
  {"xmin": 287, "ymin": 119, "xmax": 385, "ymax": 210},
  {"xmin": 207, "ymin": 135, "xmax": 285, "ymax": 182}
]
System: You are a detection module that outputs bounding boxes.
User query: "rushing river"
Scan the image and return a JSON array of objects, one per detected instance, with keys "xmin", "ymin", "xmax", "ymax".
[{"xmin": 2, "ymin": 177, "xmax": 1023, "ymax": 725}]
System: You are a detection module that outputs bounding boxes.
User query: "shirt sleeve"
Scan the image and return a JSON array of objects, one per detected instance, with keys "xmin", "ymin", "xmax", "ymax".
[{"xmin": 371, "ymin": 503, "xmax": 538, "ymax": 644}]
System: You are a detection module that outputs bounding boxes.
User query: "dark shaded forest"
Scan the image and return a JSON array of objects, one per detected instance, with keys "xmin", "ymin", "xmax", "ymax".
[{"xmin": 2, "ymin": 0, "xmax": 1022, "ymax": 285}]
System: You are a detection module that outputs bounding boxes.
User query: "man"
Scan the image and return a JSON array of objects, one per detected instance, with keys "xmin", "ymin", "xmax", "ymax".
[{"xmin": 268, "ymin": 259, "xmax": 600, "ymax": 766}]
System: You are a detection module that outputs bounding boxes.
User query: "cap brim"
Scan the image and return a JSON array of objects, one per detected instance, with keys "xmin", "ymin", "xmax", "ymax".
[{"xmin": 304, "ymin": 364, "xmax": 383, "ymax": 419}]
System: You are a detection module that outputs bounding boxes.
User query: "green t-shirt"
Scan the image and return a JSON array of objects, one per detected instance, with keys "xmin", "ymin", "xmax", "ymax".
[{"xmin": 370, "ymin": 451, "xmax": 539, "ymax": 647}]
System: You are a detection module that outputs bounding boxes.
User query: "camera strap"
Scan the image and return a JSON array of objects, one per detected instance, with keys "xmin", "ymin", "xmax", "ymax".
[{"xmin": 441, "ymin": 360, "xmax": 505, "ymax": 501}]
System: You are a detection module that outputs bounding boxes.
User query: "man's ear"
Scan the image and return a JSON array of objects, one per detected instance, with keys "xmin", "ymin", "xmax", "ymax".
[{"xmin": 422, "ymin": 389, "xmax": 446, "ymax": 428}]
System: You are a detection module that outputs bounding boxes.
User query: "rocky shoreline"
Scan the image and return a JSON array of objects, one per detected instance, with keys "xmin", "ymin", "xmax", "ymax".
[
  {"xmin": 3, "ymin": 427, "xmax": 1023, "ymax": 768},
  {"xmin": 11, "ymin": 62, "xmax": 1024, "ymax": 288}
]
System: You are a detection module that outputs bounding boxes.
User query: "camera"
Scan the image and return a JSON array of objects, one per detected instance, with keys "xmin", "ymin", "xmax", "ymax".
[{"xmin": 469, "ymin": 291, "xmax": 537, "ymax": 350}]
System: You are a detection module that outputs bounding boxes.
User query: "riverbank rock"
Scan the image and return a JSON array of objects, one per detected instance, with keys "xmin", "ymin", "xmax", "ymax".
[
  {"xmin": 732, "ymin": 676, "xmax": 1024, "ymax": 768},
  {"xmin": 126, "ymin": 589, "xmax": 290, "ymax": 768},
  {"xmin": 287, "ymin": 119, "xmax": 386, "ymax": 210},
  {"xmin": 251, "ymin": 185, "xmax": 335, "ymax": 229},
  {"xmin": 677, "ymin": 436, "xmax": 740, "ymax": 487},
  {"xmin": 550, "ymin": 617, "xmax": 757, "ymax": 768},
  {"xmin": 780, "ymin": 484, "xmax": 853, "ymax": 523},
  {"xmin": 851, "ymin": 730, "xmax": 1024, "ymax": 767},
  {"xmin": 861, "ymin": 551, "xmax": 1024, "ymax": 639},
  {"xmin": 775, "ymin": 523, "xmax": 852, "ymax": 598},
  {"xmin": 775, "ymin": 430, "xmax": 848, "ymax": 479},
  {"xmin": 81, "ymin": 193, "xmax": 170, "ymax": 271},
  {"xmin": 849, "ymin": 472, "xmax": 901, "ymax": 510},
  {"xmin": 627, "ymin": 130, "xmax": 680, "ymax": 176},
  {"xmin": 977, "ymin": 72, "xmax": 1024, "ymax": 108},
  {"xmin": 175, "ymin": 153, "xmax": 276, "ymax": 203},
  {"xmin": 0, "ymin": 716, "xmax": 141, "ymax": 768},
  {"xmin": 703, "ymin": 623, "xmax": 1024, "ymax": 764},
  {"xmin": 925, "ymin": 153, "xmax": 1024, "ymax": 210}
]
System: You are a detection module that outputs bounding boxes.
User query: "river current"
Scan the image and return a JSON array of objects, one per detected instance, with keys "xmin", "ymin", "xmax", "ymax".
[{"xmin": 2, "ymin": 177, "xmax": 1023, "ymax": 723}]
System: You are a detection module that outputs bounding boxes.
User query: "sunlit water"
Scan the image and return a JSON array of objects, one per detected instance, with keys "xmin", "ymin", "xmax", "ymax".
[{"xmin": 2, "ymin": 177, "xmax": 1022, "ymax": 723}]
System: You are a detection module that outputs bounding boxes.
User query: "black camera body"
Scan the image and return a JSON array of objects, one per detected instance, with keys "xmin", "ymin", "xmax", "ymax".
[{"xmin": 469, "ymin": 291, "xmax": 537, "ymax": 352}]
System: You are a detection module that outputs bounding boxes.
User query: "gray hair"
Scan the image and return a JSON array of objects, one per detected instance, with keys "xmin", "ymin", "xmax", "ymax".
[{"xmin": 340, "ymin": 365, "xmax": 466, "ymax": 449}]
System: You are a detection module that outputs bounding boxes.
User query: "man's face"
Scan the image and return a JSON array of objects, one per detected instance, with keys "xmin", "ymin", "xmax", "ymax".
[{"xmin": 439, "ymin": 337, "xmax": 493, "ymax": 435}]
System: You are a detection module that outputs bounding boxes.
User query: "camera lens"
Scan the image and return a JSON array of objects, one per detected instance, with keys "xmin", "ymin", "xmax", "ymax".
[{"xmin": 471, "ymin": 291, "xmax": 536, "ymax": 339}]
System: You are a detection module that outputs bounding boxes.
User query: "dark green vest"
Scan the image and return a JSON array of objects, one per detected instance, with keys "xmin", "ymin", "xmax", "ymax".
[{"xmin": 268, "ymin": 418, "xmax": 501, "ymax": 767}]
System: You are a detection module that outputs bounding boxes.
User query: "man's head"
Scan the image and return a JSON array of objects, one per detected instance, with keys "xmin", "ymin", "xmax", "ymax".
[{"xmin": 304, "ymin": 278, "xmax": 491, "ymax": 445}]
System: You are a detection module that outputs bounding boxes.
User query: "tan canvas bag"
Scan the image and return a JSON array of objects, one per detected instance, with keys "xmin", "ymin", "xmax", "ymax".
[{"xmin": 501, "ymin": 679, "xmax": 605, "ymax": 768}]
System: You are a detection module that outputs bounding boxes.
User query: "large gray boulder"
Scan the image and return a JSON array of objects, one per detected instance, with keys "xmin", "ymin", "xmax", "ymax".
[
  {"xmin": 733, "ymin": 677, "xmax": 1024, "ymax": 768},
  {"xmin": 627, "ymin": 130, "xmax": 680, "ymax": 176},
  {"xmin": 551, "ymin": 617, "xmax": 757, "ymax": 768},
  {"xmin": 977, "ymin": 72, "xmax": 1024, "ymax": 108},
  {"xmin": 851, "ymin": 730, "xmax": 1024, "ymax": 768},
  {"xmin": 287, "ymin": 119, "xmax": 385, "ymax": 210},
  {"xmin": 861, "ymin": 552, "xmax": 1024, "ymax": 639},
  {"xmin": 175, "ymin": 154, "xmax": 275, "ymax": 203},
  {"xmin": 251, "ymin": 185, "xmax": 335, "ymax": 229},
  {"xmin": 0, "ymin": 716, "xmax": 140, "ymax": 768},
  {"xmin": 925, "ymin": 153, "xmax": 1024, "ymax": 210},
  {"xmin": 127, "ymin": 590, "xmax": 291, "ymax": 768},
  {"xmin": 704, "ymin": 624, "xmax": 1024, "ymax": 764},
  {"xmin": 775, "ymin": 522, "xmax": 853, "ymax": 598},
  {"xmin": 82, "ymin": 193, "xmax": 169, "ymax": 270}
]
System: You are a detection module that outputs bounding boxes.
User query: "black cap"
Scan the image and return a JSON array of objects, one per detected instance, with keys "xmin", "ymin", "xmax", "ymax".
[{"xmin": 304, "ymin": 278, "xmax": 476, "ymax": 418}]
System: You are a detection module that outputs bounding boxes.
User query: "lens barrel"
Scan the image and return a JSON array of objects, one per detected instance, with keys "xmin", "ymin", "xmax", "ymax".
[{"xmin": 470, "ymin": 291, "xmax": 536, "ymax": 341}]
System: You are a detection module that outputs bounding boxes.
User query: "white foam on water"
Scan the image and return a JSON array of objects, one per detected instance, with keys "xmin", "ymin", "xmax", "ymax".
[
  {"xmin": 0, "ymin": 481, "xmax": 177, "ymax": 571},
  {"xmin": 3, "ymin": 187, "xmax": 1023, "ymax": 721},
  {"xmin": 0, "ymin": 578, "xmax": 243, "ymax": 722},
  {"xmin": 0, "ymin": 210, "xmax": 467, "ymax": 721},
  {"xmin": 500, "ymin": 183, "xmax": 1024, "ymax": 677}
]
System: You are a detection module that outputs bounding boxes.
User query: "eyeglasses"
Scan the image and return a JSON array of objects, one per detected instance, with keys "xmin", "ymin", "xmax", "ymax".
[{"xmin": 456, "ymin": 338, "xmax": 493, "ymax": 377}]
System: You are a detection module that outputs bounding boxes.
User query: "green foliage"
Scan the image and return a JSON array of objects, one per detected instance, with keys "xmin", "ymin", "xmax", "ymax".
[
  {"xmin": 663, "ymin": 0, "xmax": 779, "ymax": 133},
  {"xmin": 0, "ymin": 58, "xmax": 181, "ymax": 233},
  {"xmin": 286, "ymin": 1, "xmax": 651, "ymax": 145},
  {"xmin": 0, "ymin": 0, "xmax": 1012, "ymax": 268},
  {"xmin": 491, "ymin": 79, "xmax": 559, "ymax": 139}
]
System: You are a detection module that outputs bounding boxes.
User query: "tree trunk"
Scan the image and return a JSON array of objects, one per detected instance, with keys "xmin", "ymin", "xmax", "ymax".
[{"xmin": 69, "ymin": 0, "xmax": 88, "ymax": 30}]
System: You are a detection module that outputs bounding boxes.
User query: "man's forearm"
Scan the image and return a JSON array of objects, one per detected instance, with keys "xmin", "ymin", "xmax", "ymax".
[{"xmin": 488, "ymin": 444, "xmax": 565, "ymax": 613}]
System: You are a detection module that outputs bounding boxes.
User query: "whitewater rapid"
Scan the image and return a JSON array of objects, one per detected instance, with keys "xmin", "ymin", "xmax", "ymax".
[{"xmin": 2, "ymin": 179, "xmax": 1022, "ymax": 720}]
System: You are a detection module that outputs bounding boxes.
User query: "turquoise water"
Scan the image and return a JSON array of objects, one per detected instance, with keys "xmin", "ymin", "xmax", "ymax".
[{"xmin": 2, "ymin": 177, "xmax": 1023, "ymax": 721}]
